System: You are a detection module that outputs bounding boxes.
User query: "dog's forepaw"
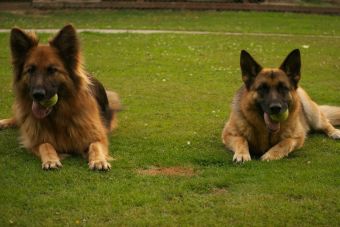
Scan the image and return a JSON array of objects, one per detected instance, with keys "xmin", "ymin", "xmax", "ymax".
[
  {"xmin": 42, "ymin": 160, "xmax": 62, "ymax": 170},
  {"xmin": 88, "ymin": 159, "xmax": 111, "ymax": 171},
  {"xmin": 233, "ymin": 152, "xmax": 251, "ymax": 163},
  {"xmin": 329, "ymin": 129, "xmax": 340, "ymax": 140},
  {"xmin": 260, "ymin": 151, "xmax": 285, "ymax": 161}
]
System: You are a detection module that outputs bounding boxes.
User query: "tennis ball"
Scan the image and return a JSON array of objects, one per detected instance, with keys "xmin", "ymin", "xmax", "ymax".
[
  {"xmin": 40, "ymin": 94, "xmax": 58, "ymax": 108},
  {"xmin": 270, "ymin": 109, "xmax": 289, "ymax": 122}
]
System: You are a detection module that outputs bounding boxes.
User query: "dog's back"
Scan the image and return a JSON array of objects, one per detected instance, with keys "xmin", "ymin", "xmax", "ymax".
[{"xmin": 89, "ymin": 76, "xmax": 121, "ymax": 131}]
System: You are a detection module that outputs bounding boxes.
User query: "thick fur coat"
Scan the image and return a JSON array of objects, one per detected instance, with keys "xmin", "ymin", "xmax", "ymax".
[{"xmin": 0, "ymin": 25, "xmax": 120, "ymax": 170}]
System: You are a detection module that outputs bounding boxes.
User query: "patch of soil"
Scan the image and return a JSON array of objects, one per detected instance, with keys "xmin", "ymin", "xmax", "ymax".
[
  {"xmin": 211, "ymin": 188, "xmax": 229, "ymax": 195},
  {"xmin": 137, "ymin": 166, "xmax": 195, "ymax": 177}
]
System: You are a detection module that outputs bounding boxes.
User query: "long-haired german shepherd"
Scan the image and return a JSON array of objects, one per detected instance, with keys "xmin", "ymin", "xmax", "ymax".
[
  {"xmin": 0, "ymin": 25, "xmax": 120, "ymax": 170},
  {"xmin": 222, "ymin": 49, "xmax": 340, "ymax": 162}
]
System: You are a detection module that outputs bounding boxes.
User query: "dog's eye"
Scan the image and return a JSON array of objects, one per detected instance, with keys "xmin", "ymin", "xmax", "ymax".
[
  {"xmin": 27, "ymin": 65, "xmax": 36, "ymax": 75},
  {"xmin": 278, "ymin": 83, "xmax": 289, "ymax": 93},
  {"xmin": 47, "ymin": 66, "xmax": 57, "ymax": 75},
  {"xmin": 257, "ymin": 84, "xmax": 269, "ymax": 94}
]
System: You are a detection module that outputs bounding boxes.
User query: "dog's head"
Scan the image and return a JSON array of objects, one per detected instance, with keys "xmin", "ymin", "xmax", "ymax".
[
  {"xmin": 10, "ymin": 25, "xmax": 85, "ymax": 119},
  {"xmin": 240, "ymin": 49, "xmax": 301, "ymax": 132}
]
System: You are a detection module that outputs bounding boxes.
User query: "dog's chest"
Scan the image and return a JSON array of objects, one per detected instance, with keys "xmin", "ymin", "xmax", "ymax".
[
  {"xmin": 50, "ymin": 117, "xmax": 102, "ymax": 153},
  {"xmin": 245, "ymin": 126, "xmax": 284, "ymax": 154},
  {"xmin": 247, "ymin": 130, "xmax": 271, "ymax": 154},
  {"xmin": 20, "ymin": 112, "xmax": 104, "ymax": 154}
]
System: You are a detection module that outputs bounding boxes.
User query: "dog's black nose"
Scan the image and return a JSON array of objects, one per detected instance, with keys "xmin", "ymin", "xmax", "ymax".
[
  {"xmin": 32, "ymin": 88, "xmax": 46, "ymax": 101},
  {"xmin": 269, "ymin": 103, "xmax": 282, "ymax": 115}
]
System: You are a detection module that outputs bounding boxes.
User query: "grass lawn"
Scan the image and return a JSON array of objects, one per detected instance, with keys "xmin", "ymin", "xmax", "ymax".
[{"xmin": 0, "ymin": 10, "xmax": 340, "ymax": 226}]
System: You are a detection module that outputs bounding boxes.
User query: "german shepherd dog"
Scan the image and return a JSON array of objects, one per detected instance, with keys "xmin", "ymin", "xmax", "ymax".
[
  {"xmin": 222, "ymin": 49, "xmax": 340, "ymax": 162},
  {"xmin": 0, "ymin": 25, "xmax": 120, "ymax": 170}
]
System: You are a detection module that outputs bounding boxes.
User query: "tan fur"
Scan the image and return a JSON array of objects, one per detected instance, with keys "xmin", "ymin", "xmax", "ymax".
[
  {"xmin": 319, "ymin": 105, "xmax": 340, "ymax": 126},
  {"xmin": 38, "ymin": 143, "xmax": 62, "ymax": 169},
  {"xmin": 0, "ymin": 118, "xmax": 16, "ymax": 129},
  {"xmin": 0, "ymin": 25, "xmax": 119, "ymax": 170},
  {"xmin": 223, "ymin": 85, "xmax": 303, "ymax": 161},
  {"xmin": 222, "ymin": 50, "xmax": 340, "ymax": 162},
  {"xmin": 222, "ymin": 85, "xmax": 340, "ymax": 162}
]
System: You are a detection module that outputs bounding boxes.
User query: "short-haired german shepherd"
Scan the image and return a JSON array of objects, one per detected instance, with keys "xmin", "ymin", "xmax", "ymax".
[
  {"xmin": 222, "ymin": 49, "xmax": 340, "ymax": 162},
  {"xmin": 0, "ymin": 25, "xmax": 120, "ymax": 170}
]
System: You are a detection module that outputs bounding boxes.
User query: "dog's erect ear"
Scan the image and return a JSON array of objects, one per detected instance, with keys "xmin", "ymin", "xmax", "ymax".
[
  {"xmin": 10, "ymin": 28, "xmax": 38, "ymax": 81},
  {"xmin": 240, "ymin": 50, "xmax": 262, "ymax": 89},
  {"xmin": 280, "ymin": 49, "xmax": 301, "ymax": 88},
  {"xmin": 50, "ymin": 24, "xmax": 80, "ymax": 70},
  {"xmin": 10, "ymin": 28, "xmax": 38, "ymax": 67}
]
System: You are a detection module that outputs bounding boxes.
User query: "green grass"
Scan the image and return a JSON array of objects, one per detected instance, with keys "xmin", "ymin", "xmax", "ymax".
[
  {"xmin": 0, "ymin": 10, "xmax": 340, "ymax": 226},
  {"xmin": 1, "ymin": 10, "xmax": 340, "ymax": 35}
]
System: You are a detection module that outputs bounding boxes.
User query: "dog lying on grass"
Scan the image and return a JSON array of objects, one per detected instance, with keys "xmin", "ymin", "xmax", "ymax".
[
  {"xmin": 0, "ymin": 25, "xmax": 120, "ymax": 170},
  {"xmin": 222, "ymin": 49, "xmax": 340, "ymax": 162}
]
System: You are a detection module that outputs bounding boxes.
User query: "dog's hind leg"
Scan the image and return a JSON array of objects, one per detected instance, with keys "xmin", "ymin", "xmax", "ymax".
[
  {"xmin": 319, "ymin": 105, "xmax": 340, "ymax": 126},
  {"xmin": 0, "ymin": 117, "xmax": 16, "ymax": 129},
  {"xmin": 297, "ymin": 88, "xmax": 340, "ymax": 139}
]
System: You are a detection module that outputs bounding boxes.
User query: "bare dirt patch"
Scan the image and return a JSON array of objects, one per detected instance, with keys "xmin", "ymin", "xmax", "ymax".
[
  {"xmin": 211, "ymin": 188, "xmax": 229, "ymax": 195},
  {"xmin": 137, "ymin": 166, "xmax": 195, "ymax": 177}
]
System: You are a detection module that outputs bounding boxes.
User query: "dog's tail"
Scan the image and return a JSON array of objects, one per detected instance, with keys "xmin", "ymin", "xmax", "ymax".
[
  {"xmin": 319, "ymin": 105, "xmax": 340, "ymax": 126},
  {"xmin": 106, "ymin": 91, "xmax": 121, "ymax": 131}
]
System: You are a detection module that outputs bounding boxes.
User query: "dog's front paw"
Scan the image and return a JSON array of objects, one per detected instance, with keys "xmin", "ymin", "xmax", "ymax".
[
  {"xmin": 260, "ymin": 151, "xmax": 285, "ymax": 161},
  {"xmin": 88, "ymin": 159, "xmax": 111, "ymax": 171},
  {"xmin": 329, "ymin": 129, "xmax": 340, "ymax": 140},
  {"xmin": 233, "ymin": 152, "xmax": 251, "ymax": 163},
  {"xmin": 42, "ymin": 160, "xmax": 62, "ymax": 170}
]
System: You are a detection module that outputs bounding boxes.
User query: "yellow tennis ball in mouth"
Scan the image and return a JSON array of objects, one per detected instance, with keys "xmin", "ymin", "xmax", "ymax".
[
  {"xmin": 39, "ymin": 94, "xmax": 58, "ymax": 108},
  {"xmin": 270, "ymin": 109, "xmax": 289, "ymax": 122}
]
